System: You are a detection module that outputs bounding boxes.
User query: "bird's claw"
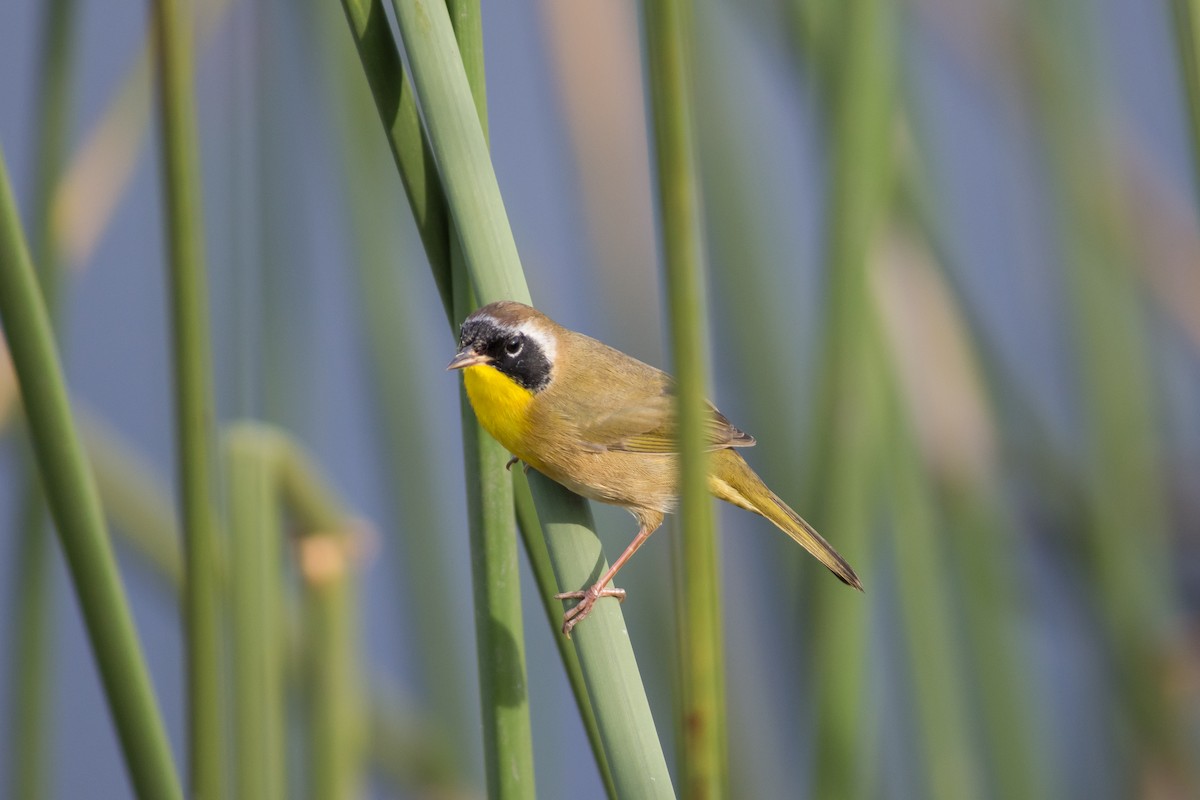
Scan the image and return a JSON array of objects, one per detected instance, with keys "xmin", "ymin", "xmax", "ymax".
[
  {"xmin": 505, "ymin": 456, "xmax": 531, "ymax": 474},
  {"xmin": 553, "ymin": 586, "xmax": 627, "ymax": 638}
]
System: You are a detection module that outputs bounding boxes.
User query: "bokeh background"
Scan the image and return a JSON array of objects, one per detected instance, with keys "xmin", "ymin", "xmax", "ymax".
[{"xmin": 1, "ymin": 0, "xmax": 1199, "ymax": 797}]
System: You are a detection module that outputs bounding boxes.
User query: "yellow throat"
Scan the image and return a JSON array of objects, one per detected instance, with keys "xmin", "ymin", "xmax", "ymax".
[{"xmin": 462, "ymin": 364, "xmax": 535, "ymax": 457}]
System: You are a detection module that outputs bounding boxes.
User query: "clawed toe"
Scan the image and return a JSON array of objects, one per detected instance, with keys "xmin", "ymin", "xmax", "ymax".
[{"xmin": 554, "ymin": 585, "xmax": 627, "ymax": 637}]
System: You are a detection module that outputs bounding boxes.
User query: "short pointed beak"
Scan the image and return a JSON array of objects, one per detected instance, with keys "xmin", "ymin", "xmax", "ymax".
[{"xmin": 446, "ymin": 349, "xmax": 490, "ymax": 371}]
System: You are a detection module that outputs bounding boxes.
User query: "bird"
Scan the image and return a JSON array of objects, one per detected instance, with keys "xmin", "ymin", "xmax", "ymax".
[{"xmin": 447, "ymin": 300, "xmax": 861, "ymax": 637}]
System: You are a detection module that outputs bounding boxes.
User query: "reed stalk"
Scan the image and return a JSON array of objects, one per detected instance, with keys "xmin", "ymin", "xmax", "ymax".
[
  {"xmin": 0, "ymin": 147, "xmax": 183, "ymax": 800},
  {"xmin": 6, "ymin": 2, "xmax": 77, "ymax": 796},
  {"xmin": 512, "ymin": 475, "xmax": 617, "ymax": 799},
  {"xmin": 1172, "ymin": 0, "xmax": 1200, "ymax": 208},
  {"xmin": 804, "ymin": 2, "xmax": 894, "ymax": 797},
  {"xmin": 149, "ymin": 0, "xmax": 224, "ymax": 794},
  {"xmin": 444, "ymin": 2, "xmax": 537, "ymax": 795},
  {"xmin": 1023, "ymin": 2, "xmax": 1186, "ymax": 789},
  {"xmin": 384, "ymin": 0, "xmax": 675, "ymax": 791},
  {"xmin": 642, "ymin": 0, "xmax": 727, "ymax": 795},
  {"xmin": 528, "ymin": 472, "xmax": 677, "ymax": 798},
  {"xmin": 225, "ymin": 430, "xmax": 286, "ymax": 800}
]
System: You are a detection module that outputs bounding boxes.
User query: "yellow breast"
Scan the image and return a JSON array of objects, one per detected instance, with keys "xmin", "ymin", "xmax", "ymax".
[{"xmin": 462, "ymin": 364, "xmax": 536, "ymax": 458}]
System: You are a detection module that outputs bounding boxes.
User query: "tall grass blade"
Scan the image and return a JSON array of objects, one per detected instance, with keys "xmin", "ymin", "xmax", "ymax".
[
  {"xmin": 804, "ymin": 2, "xmax": 894, "ymax": 797},
  {"xmin": 345, "ymin": 0, "xmax": 674, "ymax": 789},
  {"xmin": 1172, "ymin": 0, "xmax": 1200, "ymax": 208},
  {"xmin": 6, "ymin": 1, "xmax": 78, "ymax": 796},
  {"xmin": 642, "ymin": 0, "xmax": 727, "ymax": 795},
  {"xmin": 148, "ymin": 0, "xmax": 225, "ymax": 794},
  {"xmin": 513, "ymin": 475, "xmax": 617, "ymax": 799},
  {"xmin": 528, "ymin": 472, "xmax": 677, "ymax": 798},
  {"xmin": 0, "ymin": 147, "xmax": 183, "ymax": 800},
  {"xmin": 1023, "ymin": 1, "xmax": 1189, "ymax": 790},
  {"xmin": 225, "ymin": 430, "xmax": 286, "ymax": 800}
]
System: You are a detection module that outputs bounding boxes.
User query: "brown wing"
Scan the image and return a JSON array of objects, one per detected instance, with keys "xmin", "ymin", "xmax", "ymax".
[{"xmin": 578, "ymin": 390, "xmax": 755, "ymax": 454}]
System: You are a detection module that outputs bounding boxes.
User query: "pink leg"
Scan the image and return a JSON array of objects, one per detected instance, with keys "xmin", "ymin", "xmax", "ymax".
[{"xmin": 554, "ymin": 520, "xmax": 659, "ymax": 638}]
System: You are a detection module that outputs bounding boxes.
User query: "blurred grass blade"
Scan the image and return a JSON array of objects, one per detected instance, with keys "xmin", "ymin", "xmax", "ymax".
[
  {"xmin": 6, "ymin": 1, "xmax": 78, "ymax": 797},
  {"xmin": 225, "ymin": 429, "xmax": 286, "ymax": 800},
  {"xmin": 513, "ymin": 475, "xmax": 617, "ymax": 799},
  {"xmin": 802, "ymin": 1, "xmax": 894, "ymax": 797},
  {"xmin": 641, "ymin": 0, "xmax": 727, "ymax": 795},
  {"xmin": 0, "ymin": 146, "xmax": 183, "ymax": 800},
  {"xmin": 1023, "ymin": 2, "xmax": 1189, "ymax": 790},
  {"xmin": 881, "ymin": 381, "xmax": 986, "ymax": 800},
  {"xmin": 275, "ymin": 430, "xmax": 368, "ymax": 800},
  {"xmin": 1172, "ymin": 0, "xmax": 1200, "ymax": 208},
  {"xmin": 149, "ymin": 0, "xmax": 224, "ymax": 793},
  {"xmin": 528, "ymin": 473, "xmax": 676, "ymax": 798},
  {"xmin": 53, "ymin": 0, "xmax": 232, "ymax": 270}
]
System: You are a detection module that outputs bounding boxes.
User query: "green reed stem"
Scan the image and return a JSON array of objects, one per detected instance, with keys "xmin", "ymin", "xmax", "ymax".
[
  {"xmin": 324, "ymin": 11, "xmax": 471, "ymax": 756},
  {"xmin": 513, "ymin": 474, "xmax": 617, "ymax": 799},
  {"xmin": 1172, "ymin": 0, "xmax": 1200, "ymax": 208},
  {"xmin": 345, "ymin": 0, "xmax": 674, "ymax": 790},
  {"xmin": 8, "ymin": 477, "xmax": 53, "ymax": 800},
  {"xmin": 225, "ymin": 430, "xmax": 286, "ymax": 800},
  {"xmin": 1024, "ymin": 2, "xmax": 1186, "ymax": 789},
  {"xmin": 0, "ymin": 147, "xmax": 183, "ymax": 800},
  {"xmin": 336, "ymin": 0, "xmax": 452, "ymax": 308},
  {"xmin": 528, "ymin": 473, "xmax": 677, "ymax": 798},
  {"xmin": 642, "ymin": 0, "xmax": 727, "ymax": 795},
  {"xmin": 149, "ymin": 0, "xmax": 224, "ymax": 794},
  {"xmin": 445, "ymin": 2, "xmax": 537, "ymax": 795},
  {"xmin": 805, "ymin": 2, "xmax": 893, "ymax": 798},
  {"xmin": 6, "ymin": 2, "xmax": 78, "ymax": 797},
  {"xmin": 882, "ymin": 391, "xmax": 985, "ymax": 800}
]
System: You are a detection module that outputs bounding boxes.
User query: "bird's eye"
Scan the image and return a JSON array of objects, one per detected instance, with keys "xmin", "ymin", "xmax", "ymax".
[{"xmin": 505, "ymin": 336, "xmax": 523, "ymax": 356}]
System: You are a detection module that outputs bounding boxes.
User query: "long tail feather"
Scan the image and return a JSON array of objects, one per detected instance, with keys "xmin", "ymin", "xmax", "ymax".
[{"xmin": 708, "ymin": 450, "xmax": 863, "ymax": 590}]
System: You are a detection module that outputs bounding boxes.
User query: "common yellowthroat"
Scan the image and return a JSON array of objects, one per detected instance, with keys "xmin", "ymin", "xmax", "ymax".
[{"xmin": 448, "ymin": 301, "xmax": 861, "ymax": 636}]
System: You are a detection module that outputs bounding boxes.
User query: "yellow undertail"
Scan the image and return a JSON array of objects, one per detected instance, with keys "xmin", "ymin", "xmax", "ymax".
[{"xmin": 708, "ymin": 449, "xmax": 862, "ymax": 590}]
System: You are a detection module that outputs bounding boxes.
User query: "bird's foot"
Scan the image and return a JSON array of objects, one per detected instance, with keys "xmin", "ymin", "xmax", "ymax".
[
  {"xmin": 504, "ymin": 456, "xmax": 531, "ymax": 474},
  {"xmin": 553, "ymin": 584, "xmax": 627, "ymax": 638}
]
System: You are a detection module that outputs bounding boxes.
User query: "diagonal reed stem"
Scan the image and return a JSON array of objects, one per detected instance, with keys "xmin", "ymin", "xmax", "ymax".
[
  {"xmin": 0, "ymin": 147, "xmax": 183, "ymax": 800},
  {"xmin": 6, "ymin": 1, "xmax": 78, "ymax": 797}
]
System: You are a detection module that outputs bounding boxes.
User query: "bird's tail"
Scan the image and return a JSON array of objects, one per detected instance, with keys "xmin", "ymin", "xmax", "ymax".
[{"xmin": 708, "ymin": 449, "xmax": 862, "ymax": 590}]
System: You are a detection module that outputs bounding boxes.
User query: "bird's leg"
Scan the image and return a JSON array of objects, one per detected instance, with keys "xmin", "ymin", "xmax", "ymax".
[{"xmin": 554, "ymin": 520, "xmax": 658, "ymax": 638}]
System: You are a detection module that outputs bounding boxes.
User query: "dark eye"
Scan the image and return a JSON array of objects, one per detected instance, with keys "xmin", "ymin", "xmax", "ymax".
[{"xmin": 505, "ymin": 336, "xmax": 523, "ymax": 356}]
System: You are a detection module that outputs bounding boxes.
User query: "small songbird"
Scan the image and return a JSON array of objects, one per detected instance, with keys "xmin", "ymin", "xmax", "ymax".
[{"xmin": 448, "ymin": 301, "xmax": 861, "ymax": 636}]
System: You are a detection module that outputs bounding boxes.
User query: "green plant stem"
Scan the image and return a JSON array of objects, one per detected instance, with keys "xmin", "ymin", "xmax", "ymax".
[
  {"xmin": 1172, "ymin": 0, "xmax": 1200, "ymax": 209},
  {"xmin": 882, "ymin": 390, "xmax": 985, "ymax": 800},
  {"xmin": 225, "ymin": 430, "xmax": 285, "ymax": 800},
  {"xmin": 275, "ymin": 432, "xmax": 366, "ymax": 800},
  {"xmin": 6, "ymin": 2, "xmax": 78, "ymax": 797},
  {"xmin": 0, "ymin": 147, "xmax": 183, "ymax": 800},
  {"xmin": 335, "ymin": 0, "xmax": 452, "ymax": 308},
  {"xmin": 1024, "ymin": 2, "xmax": 1186, "ymax": 789},
  {"xmin": 512, "ymin": 475, "xmax": 617, "ymax": 799},
  {"xmin": 445, "ymin": 2, "xmax": 537, "ymax": 796},
  {"xmin": 642, "ymin": 0, "xmax": 726, "ymax": 796},
  {"xmin": 388, "ymin": 0, "xmax": 527, "ymax": 305},
  {"xmin": 805, "ymin": 2, "xmax": 894, "ymax": 798},
  {"xmin": 8, "ymin": 477, "xmax": 53, "ymax": 800},
  {"xmin": 149, "ymin": 0, "xmax": 224, "ymax": 795},
  {"xmin": 528, "ymin": 472, "xmax": 677, "ymax": 798},
  {"xmin": 350, "ymin": 0, "xmax": 674, "ymax": 790}
]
